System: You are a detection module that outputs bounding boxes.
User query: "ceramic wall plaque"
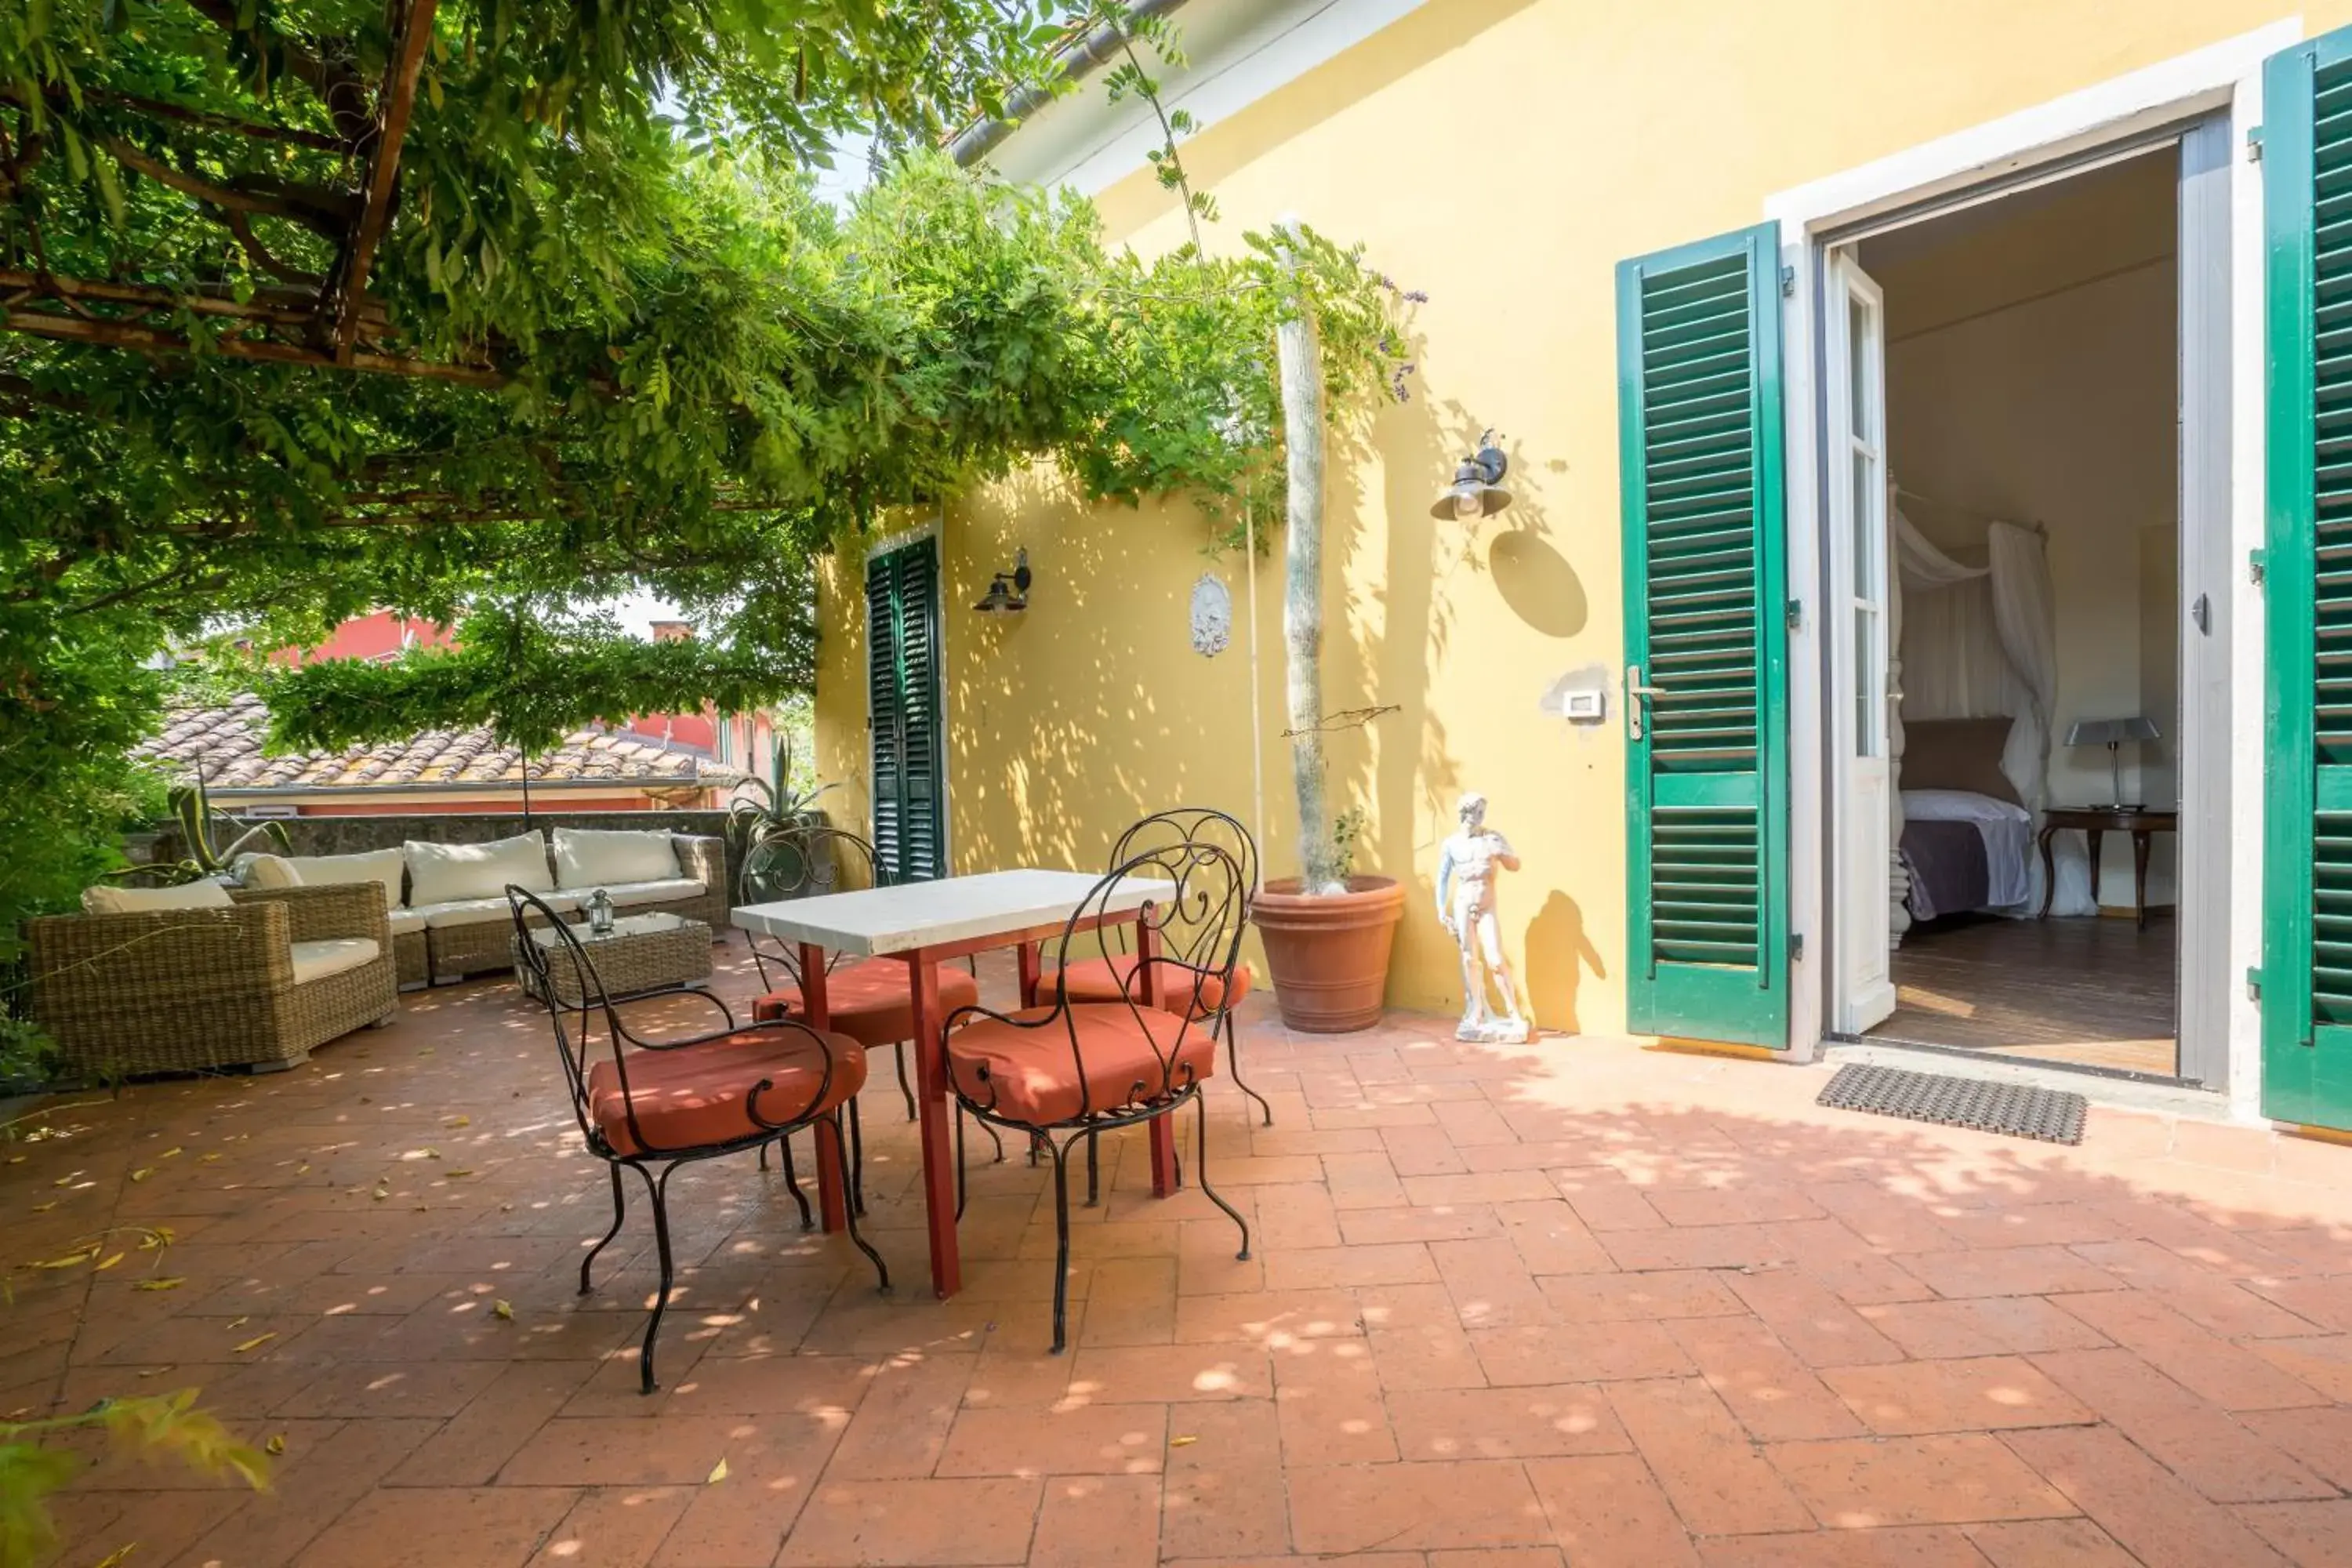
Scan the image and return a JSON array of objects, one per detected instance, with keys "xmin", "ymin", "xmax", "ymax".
[{"xmin": 1189, "ymin": 572, "xmax": 1232, "ymax": 657}]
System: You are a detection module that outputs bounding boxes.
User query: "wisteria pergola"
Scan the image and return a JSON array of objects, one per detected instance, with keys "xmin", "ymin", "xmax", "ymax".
[{"xmin": 4, "ymin": 0, "xmax": 495, "ymax": 386}]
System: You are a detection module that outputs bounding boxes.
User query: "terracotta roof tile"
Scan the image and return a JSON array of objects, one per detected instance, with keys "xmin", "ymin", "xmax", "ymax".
[{"xmin": 130, "ymin": 697, "xmax": 744, "ymax": 794}]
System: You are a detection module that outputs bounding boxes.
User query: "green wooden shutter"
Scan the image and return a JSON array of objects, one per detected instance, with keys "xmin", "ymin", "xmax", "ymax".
[
  {"xmin": 895, "ymin": 540, "xmax": 947, "ymax": 880},
  {"xmin": 865, "ymin": 537, "xmax": 947, "ymax": 885},
  {"xmin": 1617, "ymin": 223, "xmax": 1791, "ymax": 1048},
  {"xmin": 865, "ymin": 550, "xmax": 906, "ymax": 880},
  {"xmin": 2262, "ymin": 29, "xmax": 2352, "ymax": 1131}
]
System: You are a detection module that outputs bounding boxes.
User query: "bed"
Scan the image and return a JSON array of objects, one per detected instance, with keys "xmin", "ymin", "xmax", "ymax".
[{"xmin": 1899, "ymin": 717, "xmax": 2034, "ymax": 920}]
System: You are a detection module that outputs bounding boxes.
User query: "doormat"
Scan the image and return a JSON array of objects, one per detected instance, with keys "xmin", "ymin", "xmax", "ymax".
[{"xmin": 1817, "ymin": 1063, "xmax": 2087, "ymax": 1145}]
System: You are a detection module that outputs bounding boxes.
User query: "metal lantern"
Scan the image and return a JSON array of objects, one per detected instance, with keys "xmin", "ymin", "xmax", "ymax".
[
  {"xmin": 1432, "ymin": 429, "xmax": 1512, "ymax": 520},
  {"xmin": 586, "ymin": 887, "xmax": 615, "ymax": 935},
  {"xmin": 974, "ymin": 546, "xmax": 1033, "ymax": 614}
]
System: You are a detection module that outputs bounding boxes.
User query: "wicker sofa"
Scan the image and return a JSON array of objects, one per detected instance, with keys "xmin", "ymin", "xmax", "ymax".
[
  {"xmin": 26, "ymin": 884, "xmax": 399, "ymax": 1078},
  {"xmin": 240, "ymin": 829, "xmax": 727, "ymax": 986}
]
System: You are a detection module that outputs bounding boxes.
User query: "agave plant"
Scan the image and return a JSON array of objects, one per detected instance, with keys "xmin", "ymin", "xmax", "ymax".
[
  {"xmin": 726, "ymin": 736, "xmax": 839, "ymax": 903},
  {"xmin": 112, "ymin": 772, "xmax": 290, "ymax": 886}
]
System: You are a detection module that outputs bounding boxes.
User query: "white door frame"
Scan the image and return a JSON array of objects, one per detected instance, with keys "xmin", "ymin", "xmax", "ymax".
[
  {"xmin": 1824, "ymin": 251, "xmax": 1896, "ymax": 1034},
  {"xmin": 1762, "ymin": 21, "xmax": 2289, "ymax": 1080}
]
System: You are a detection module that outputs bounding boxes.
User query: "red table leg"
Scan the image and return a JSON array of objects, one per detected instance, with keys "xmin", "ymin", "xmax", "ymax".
[
  {"xmin": 1018, "ymin": 941, "xmax": 1041, "ymax": 1009},
  {"xmin": 799, "ymin": 943, "xmax": 848, "ymax": 1236},
  {"xmin": 903, "ymin": 953, "xmax": 963, "ymax": 1298},
  {"xmin": 1136, "ymin": 914, "xmax": 1178, "ymax": 1197}
]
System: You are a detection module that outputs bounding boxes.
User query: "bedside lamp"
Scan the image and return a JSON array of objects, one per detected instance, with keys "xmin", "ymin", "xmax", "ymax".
[{"xmin": 2064, "ymin": 716, "xmax": 2159, "ymax": 809}]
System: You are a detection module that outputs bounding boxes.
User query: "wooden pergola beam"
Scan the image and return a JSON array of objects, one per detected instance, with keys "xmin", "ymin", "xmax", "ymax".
[
  {"xmin": 328, "ymin": 0, "xmax": 439, "ymax": 364},
  {"xmin": 0, "ymin": 267, "xmax": 353, "ymax": 329},
  {"xmin": 0, "ymin": 308, "xmax": 505, "ymax": 387},
  {"xmin": 81, "ymin": 87, "xmax": 352, "ymax": 154}
]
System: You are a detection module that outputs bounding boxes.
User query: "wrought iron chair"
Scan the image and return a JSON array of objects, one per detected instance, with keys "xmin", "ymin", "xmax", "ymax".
[
  {"xmin": 1038, "ymin": 808, "xmax": 1270, "ymax": 1127},
  {"xmin": 507, "ymin": 886, "xmax": 887, "ymax": 1394},
  {"xmin": 945, "ymin": 833, "xmax": 1253, "ymax": 1352},
  {"xmin": 740, "ymin": 824, "xmax": 981, "ymax": 1123}
]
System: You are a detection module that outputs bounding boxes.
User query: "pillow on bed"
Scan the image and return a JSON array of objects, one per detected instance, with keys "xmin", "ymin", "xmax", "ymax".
[
  {"xmin": 1902, "ymin": 787, "xmax": 2030, "ymax": 823},
  {"xmin": 1902, "ymin": 716, "xmax": 2021, "ymax": 805}
]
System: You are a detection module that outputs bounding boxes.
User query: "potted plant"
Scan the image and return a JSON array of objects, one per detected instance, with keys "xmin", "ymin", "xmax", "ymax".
[
  {"xmin": 725, "ymin": 733, "xmax": 840, "ymax": 902},
  {"xmin": 1032, "ymin": 13, "xmax": 1418, "ymax": 1032},
  {"xmin": 112, "ymin": 773, "xmax": 289, "ymax": 887}
]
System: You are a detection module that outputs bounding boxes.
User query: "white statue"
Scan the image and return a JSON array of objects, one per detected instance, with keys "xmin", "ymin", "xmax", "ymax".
[{"xmin": 1436, "ymin": 792, "xmax": 1530, "ymax": 1044}]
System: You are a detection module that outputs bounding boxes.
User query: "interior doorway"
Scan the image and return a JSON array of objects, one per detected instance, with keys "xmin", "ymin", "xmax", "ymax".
[{"xmin": 1824, "ymin": 135, "xmax": 2223, "ymax": 1083}]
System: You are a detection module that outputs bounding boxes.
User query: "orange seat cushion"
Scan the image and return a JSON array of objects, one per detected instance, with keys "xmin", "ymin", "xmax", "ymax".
[
  {"xmin": 753, "ymin": 956, "xmax": 981, "ymax": 1047},
  {"xmin": 948, "ymin": 1004, "xmax": 1216, "ymax": 1125},
  {"xmin": 1042, "ymin": 954, "xmax": 1251, "ymax": 1018},
  {"xmin": 586, "ymin": 1027, "xmax": 866, "ymax": 1158}
]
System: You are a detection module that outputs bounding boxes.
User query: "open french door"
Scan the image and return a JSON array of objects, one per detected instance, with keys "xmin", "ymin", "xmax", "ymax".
[
  {"xmin": 1618, "ymin": 223, "xmax": 1792, "ymax": 1049},
  {"xmin": 1827, "ymin": 251, "xmax": 1896, "ymax": 1033}
]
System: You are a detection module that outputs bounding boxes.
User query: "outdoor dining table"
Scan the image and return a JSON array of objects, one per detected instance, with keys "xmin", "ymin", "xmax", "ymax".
[{"xmin": 733, "ymin": 867, "xmax": 1179, "ymax": 1298}]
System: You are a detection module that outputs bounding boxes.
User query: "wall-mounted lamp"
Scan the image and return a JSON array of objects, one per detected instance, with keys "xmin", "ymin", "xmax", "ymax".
[
  {"xmin": 1432, "ymin": 429, "xmax": 1512, "ymax": 520},
  {"xmin": 974, "ymin": 546, "xmax": 1033, "ymax": 615}
]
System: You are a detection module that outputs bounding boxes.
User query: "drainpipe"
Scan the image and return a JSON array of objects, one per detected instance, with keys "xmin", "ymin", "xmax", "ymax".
[{"xmin": 949, "ymin": 0, "xmax": 1194, "ymax": 169}]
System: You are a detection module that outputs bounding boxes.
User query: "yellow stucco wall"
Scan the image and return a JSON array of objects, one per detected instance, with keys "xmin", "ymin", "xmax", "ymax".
[{"xmin": 816, "ymin": 1, "xmax": 2352, "ymax": 1036}]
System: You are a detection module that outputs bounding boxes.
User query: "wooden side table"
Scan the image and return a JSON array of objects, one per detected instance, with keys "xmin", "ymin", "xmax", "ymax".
[{"xmin": 2037, "ymin": 808, "xmax": 2178, "ymax": 928}]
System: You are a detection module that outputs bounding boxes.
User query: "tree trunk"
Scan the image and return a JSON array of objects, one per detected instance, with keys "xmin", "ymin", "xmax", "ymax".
[{"xmin": 1276, "ymin": 239, "xmax": 1343, "ymax": 895}]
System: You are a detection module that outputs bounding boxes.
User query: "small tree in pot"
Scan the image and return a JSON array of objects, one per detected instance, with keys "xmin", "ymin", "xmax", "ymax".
[
  {"xmin": 1069, "ymin": 6, "xmax": 1417, "ymax": 1033},
  {"xmin": 1250, "ymin": 241, "xmax": 1408, "ymax": 1032}
]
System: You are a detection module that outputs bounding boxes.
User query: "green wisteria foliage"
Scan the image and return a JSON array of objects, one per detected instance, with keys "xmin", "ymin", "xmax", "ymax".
[{"xmin": 0, "ymin": 0, "xmax": 1414, "ymax": 950}]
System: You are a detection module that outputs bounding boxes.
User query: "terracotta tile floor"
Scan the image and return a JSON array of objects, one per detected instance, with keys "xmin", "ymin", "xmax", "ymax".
[{"xmin": 8, "ymin": 940, "xmax": 2352, "ymax": 1566}]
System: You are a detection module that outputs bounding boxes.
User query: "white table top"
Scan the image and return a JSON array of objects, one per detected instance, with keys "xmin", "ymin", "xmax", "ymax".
[{"xmin": 732, "ymin": 868, "xmax": 1176, "ymax": 958}]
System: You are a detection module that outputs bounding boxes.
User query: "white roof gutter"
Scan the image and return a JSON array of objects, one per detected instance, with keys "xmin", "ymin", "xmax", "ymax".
[{"xmin": 948, "ymin": 0, "xmax": 1195, "ymax": 168}]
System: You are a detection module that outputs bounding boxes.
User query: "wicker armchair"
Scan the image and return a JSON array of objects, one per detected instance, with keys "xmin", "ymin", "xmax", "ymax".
[
  {"xmin": 666, "ymin": 834, "xmax": 729, "ymax": 929},
  {"xmin": 26, "ymin": 884, "xmax": 399, "ymax": 1077}
]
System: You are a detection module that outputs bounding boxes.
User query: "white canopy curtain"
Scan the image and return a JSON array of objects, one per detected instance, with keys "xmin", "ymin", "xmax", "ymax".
[{"xmin": 1892, "ymin": 504, "xmax": 2096, "ymax": 916}]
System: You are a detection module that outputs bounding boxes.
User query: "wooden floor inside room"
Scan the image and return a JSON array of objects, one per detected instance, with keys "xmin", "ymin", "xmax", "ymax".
[{"xmin": 1867, "ymin": 912, "xmax": 2177, "ymax": 1076}]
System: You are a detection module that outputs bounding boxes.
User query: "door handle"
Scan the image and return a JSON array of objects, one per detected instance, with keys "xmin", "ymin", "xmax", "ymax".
[
  {"xmin": 1626, "ymin": 665, "xmax": 1668, "ymax": 741},
  {"xmin": 2192, "ymin": 593, "xmax": 2211, "ymax": 636}
]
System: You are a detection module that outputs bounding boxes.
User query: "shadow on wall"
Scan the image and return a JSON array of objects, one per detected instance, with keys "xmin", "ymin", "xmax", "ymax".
[
  {"xmin": 1352, "ymin": 361, "xmax": 1599, "ymax": 1018},
  {"xmin": 897, "ymin": 308, "xmax": 1603, "ymax": 1021},
  {"xmin": 944, "ymin": 467, "xmax": 1246, "ymax": 972},
  {"xmin": 1488, "ymin": 528, "xmax": 1588, "ymax": 639},
  {"xmin": 1525, "ymin": 890, "xmax": 1607, "ymax": 1034}
]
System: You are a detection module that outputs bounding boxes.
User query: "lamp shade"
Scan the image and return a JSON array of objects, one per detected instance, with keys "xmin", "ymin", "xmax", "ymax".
[
  {"xmin": 1431, "ymin": 464, "xmax": 1512, "ymax": 520},
  {"xmin": 973, "ymin": 547, "xmax": 1033, "ymax": 614},
  {"xmin": 1430, "ymin": 435, "xmax": 1513, "ymax": 519},
  {"xmin": 2064, "ymin": 716, "xmax": 2159, "ymax": 747}
]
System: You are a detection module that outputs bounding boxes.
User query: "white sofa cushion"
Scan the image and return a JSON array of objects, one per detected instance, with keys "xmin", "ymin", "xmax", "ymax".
[
  {"xmin": 240, "ymin": 852, "xmax": 298, "ymax": 889},
  {"xmin": 82, "ymin": 880, "xmax": 233, "ymax": 916},
  {"xmin": 244, "ymin": 848, "xmax": 407, "ymax": 911},
  {"xmin": 552, "ymin": 828, "xmax": 681, "ymax": 890},
  {"xmin": 602, "ymin": 877, "xmax": 706, "ymax": 910},
  {"xmin": 416, "ymin": 889, "xmax": 581, "ymax": 929},
  {"xmin": 288, "ymin": 936, "xmax": 380, "ymax": 985},
  {"xmin": 387, "ymin": 907, "xmax": 426, "ymax": 937},
  {"xmin": 405, "ymin": 833, "xmax": 553, "ymax": 906}
]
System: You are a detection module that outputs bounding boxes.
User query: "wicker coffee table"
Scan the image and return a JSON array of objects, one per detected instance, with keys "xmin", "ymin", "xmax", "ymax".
[{"xmin": 514, "ymin": 911, "xmax": 721, "ymax": 1011}]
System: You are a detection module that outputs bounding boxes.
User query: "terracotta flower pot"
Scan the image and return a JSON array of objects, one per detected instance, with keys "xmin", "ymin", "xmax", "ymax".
[{"xmin": 1254, "ymin": 875, "xmax": 1405, "ymax": 1033}]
